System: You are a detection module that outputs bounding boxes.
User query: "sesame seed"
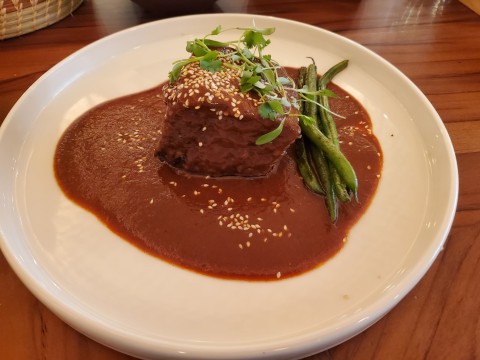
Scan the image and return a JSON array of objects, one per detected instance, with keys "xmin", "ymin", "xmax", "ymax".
[{"xmin": 276, "ymin": 272, "xmax": 281, "ymax": 279}]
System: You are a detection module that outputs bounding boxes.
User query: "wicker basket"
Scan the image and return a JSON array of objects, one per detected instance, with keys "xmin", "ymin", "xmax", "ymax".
[{"xmin": 0, "ymin": 0, "xmax": 83, "ymax": 40}]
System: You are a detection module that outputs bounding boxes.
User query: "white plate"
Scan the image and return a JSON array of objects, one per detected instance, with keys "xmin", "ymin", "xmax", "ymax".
[{"xmin": 0, "ymin": 14, "xmax": 458, "ymax": 360}]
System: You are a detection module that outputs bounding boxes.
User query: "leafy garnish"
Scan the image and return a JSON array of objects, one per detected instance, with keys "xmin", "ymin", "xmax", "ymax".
[
  {"xmin": 278, "ymin": 76, "xmax": 292, "ymax": 86},
  {"xmin": 258, "ymin": 100, "xmax": 284, "ymax": 120},
  {"xmin": 168, "ymin": 24, "xmax": 339, "ymax": 144},
  {"xmin": 200, "ymin": 59, "xmax": 223, "ymax": 72},
  {"xmin": 210, "ymin": 25, "xmax": 222, "ymax": 35},
  {"xmin": 267, "ymin": 99, "xmax": 285, "ymax": 116},
  {"xmin": 243, "ymin": 29, "xmax": 271, "ymax": 49},
  {"xmin": 169, "ymin": 50, "xmax": 220, "ymax": 82},
  {"xmin": 255, "ymin": 118, "xmax": 285, "ymax": 145}
]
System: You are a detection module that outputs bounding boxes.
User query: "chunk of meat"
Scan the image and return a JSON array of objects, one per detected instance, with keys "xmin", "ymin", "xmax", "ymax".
[{"xmin": 156, "ymin": 60, "xmax": 300, "ymax": 177}]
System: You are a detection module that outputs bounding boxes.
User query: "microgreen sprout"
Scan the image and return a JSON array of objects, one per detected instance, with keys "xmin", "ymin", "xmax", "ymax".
[{"xmin": 168, "ymin": 24, "xmax": 340, "ymax": 144}]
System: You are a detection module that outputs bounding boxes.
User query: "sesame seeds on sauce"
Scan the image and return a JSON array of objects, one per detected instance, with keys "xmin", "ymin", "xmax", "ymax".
[
  {"xmin": 164, "ymin": 172, "xmax": 297, "ymax": 253},
  {"xmin": 178, "ymin": 178, "xmax": 294, "ymax": 250},
  {"xmin": 54, "ymin": 73, "xmax": 383, "ymax": 282}
]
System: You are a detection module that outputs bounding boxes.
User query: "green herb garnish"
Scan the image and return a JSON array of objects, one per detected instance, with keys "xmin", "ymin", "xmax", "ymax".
[{"xmin": 168, "ymin": 24, "xmax": 337, "ymax": 144}]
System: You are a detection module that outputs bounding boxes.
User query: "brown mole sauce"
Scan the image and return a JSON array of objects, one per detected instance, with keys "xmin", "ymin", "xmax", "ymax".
[{"xmin": 54, "ymin": 70, "xmax": 382, "ymax": 281}]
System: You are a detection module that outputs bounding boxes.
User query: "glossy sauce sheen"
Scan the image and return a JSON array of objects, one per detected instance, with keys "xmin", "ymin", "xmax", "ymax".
[{"xmin": 54, "ymin": 78, "xmax": 382, "ymax": 280}]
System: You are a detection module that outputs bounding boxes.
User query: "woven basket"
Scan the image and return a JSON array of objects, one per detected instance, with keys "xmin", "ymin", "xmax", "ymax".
[{"xmin": 0, "ymin": 0, "xmax": 83, "ymax": 40}]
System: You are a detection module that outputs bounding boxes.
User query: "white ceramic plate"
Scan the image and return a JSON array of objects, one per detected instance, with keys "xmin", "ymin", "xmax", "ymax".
[{"xmin": 0, "ymin": 14, "xmax": 458, "ymax": 360}]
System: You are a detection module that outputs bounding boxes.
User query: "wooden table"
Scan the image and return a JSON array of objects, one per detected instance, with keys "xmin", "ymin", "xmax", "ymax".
[{"xmin": 1, "ymin": 0, "xmax": 479, "ymax": 359}]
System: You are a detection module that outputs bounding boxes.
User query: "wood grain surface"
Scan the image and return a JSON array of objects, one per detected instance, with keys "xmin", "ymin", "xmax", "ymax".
[{"xmin": 1, "ymin": 0, "xmax": 479, "ymax": 359}]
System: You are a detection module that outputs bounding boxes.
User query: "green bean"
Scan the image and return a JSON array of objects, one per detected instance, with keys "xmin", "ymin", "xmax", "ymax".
[
  {"xmin": 318, "ymin": 60, "xmax": 349, "ymax": 90},
  {"xmin": 331, "ymin": 162, "xmax": 351, "ymax": 202},
  {"xmin": 295, "ymin": 60, "xmax": 358, "ymax": 218},
  {"xmin": 306, "ymin": 63, "xmax": 319, "ymax": 121},
  {"xmin": 297, "ymin": 66, "xmax": 307, "ymax": 113},
  {"xmin": 318, "ymin": 60, "xmax": 348, "ymax": 148},
  {"xmin": 318, "ymin": 60, "xmax": 348, "ymax": 89},
  {"xmin": 295, "ymin": 66, "xmax": 324, "ymax": 195},
  {"xmin": 299, "ymin": 117, "xmax": 358, "ymax": 195},
  {"xmin": 318, "ymin": 60, "xmax": 351, "ymax": 202},
  {"xmin": 294, "ymin": 138, "xmax": 324, "ymax": 195},
  {"xmin": 306, "ymin": 63, "xmax": 338, "ymax": 218},
  {"xmin": 309, "ymin": 142, "xmax": 337, "ymax": 221}
]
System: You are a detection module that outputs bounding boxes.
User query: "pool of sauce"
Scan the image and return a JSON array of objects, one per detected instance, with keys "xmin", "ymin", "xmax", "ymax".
[{"xmin": 54, "ymin": 78, "xmax": 382, "ymax": 280}]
